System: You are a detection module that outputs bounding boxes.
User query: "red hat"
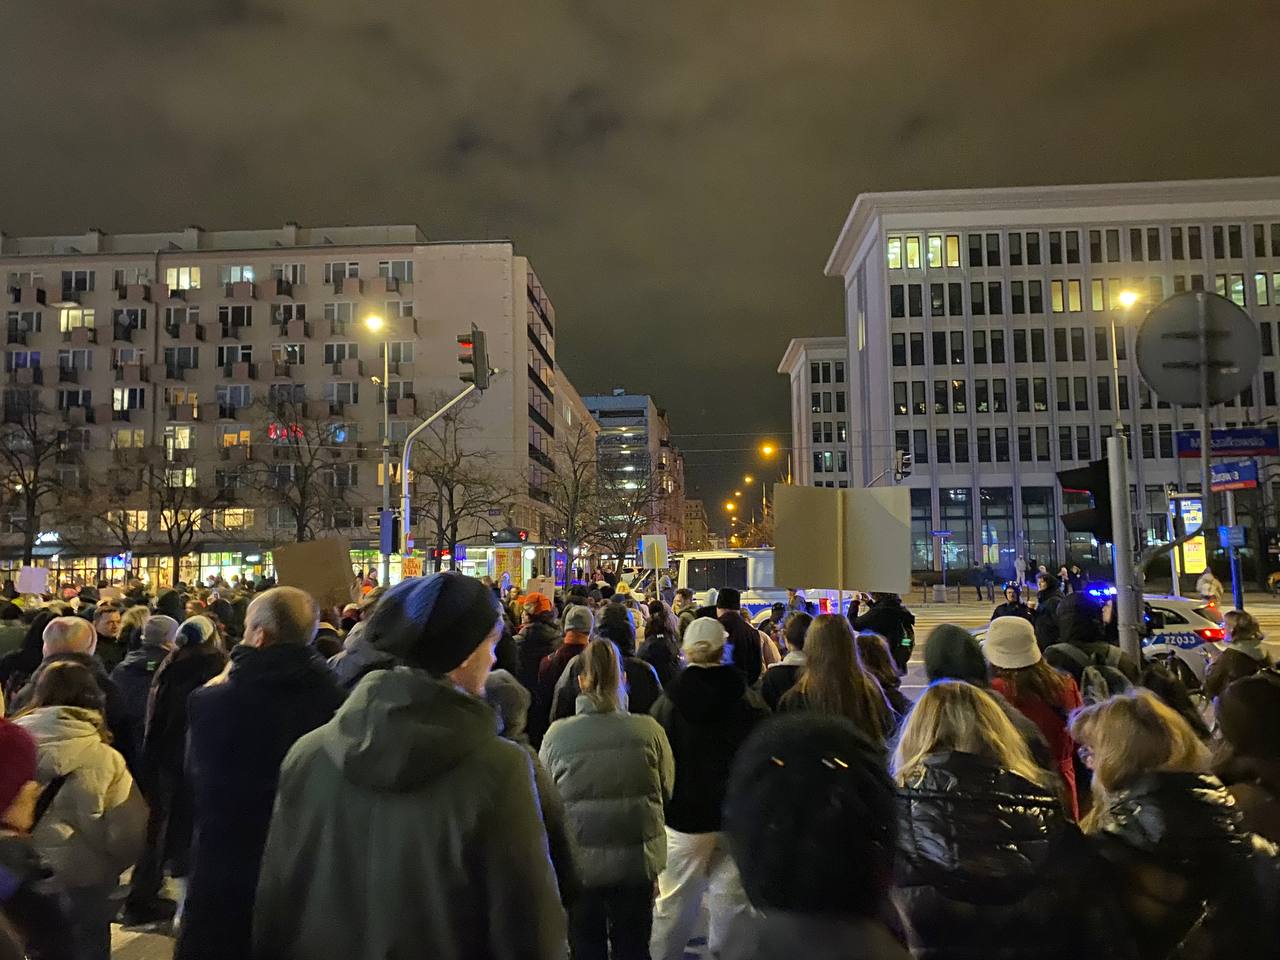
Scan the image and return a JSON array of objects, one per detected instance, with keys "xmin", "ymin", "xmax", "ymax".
[
  {"xmin": 519, "ymin": 593, "xmax": 553, "ymax": 616},
  {"xmin": 0, "ymin": 719, "xmax": 37, "ymax": 814}
]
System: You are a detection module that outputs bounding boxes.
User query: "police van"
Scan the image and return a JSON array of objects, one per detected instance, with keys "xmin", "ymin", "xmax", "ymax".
[{"xmin": 670, "ymin": 549, "xmax": 850, "ymax": 621}]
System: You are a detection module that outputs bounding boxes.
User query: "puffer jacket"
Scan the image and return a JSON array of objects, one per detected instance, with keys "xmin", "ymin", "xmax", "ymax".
[
  {"xmin": 515, "ymin": 618, "xmax": 562, "ymax": 693},
  {"xmin": 540, "ymin": 696, "xmax": 673, "ymax": 887},
  {"xmin": 1091, "ymin": 771, "xmax": 1280, "ymax": 960},
  {"xmin": 253, "ymin": 667, "xmax": 566, "ymax": 960},
  {"xmin": 650, "ymin": 665, "xmax": 769, "ymax": 834},
  {"xmin": 13, "ymin": 706, "xmax": 147, "ymax": 890},
  {"xmin": 893, "ymin": 751, "xmax": 1131, "ymax": 960}
]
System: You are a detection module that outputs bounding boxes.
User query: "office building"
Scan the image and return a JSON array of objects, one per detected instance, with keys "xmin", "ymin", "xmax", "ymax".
[
  {"xmin": 0, "ymin": 223, "xmax": 579, "ymax": 584},
  {"xmin": 824, "ymin": 178, "xmax": 1280, "ymax": 574},
  {"xmin": 777, "ymin": 336, "xmax": 852, "ymax": 487}
]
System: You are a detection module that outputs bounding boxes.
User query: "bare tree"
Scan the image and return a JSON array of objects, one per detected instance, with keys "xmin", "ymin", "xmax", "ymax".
[
  {"xmin": 0, "ymin": 389, "xmax": 71, "ymax": 564},
  {"xmin": 53, "ymin": 449, "xmax": 150, "ymax": 566},
  {"xmin": 590, "ymin": 456, "xmax": 665, "ymax": 566},
  {"xmin": 246, "ymin": 394, "xmax": 358, "ymax": 542},
  {"xmin": 545, "ymin": 418, "xmax": 601, "ymax": 557},
  {"xmin": 410, "ymin": 391, "xmax": 514, "ymax": 571},
  {"xmin": 138, "ymin": 454, "xmax": 230, "ymax": 588}
]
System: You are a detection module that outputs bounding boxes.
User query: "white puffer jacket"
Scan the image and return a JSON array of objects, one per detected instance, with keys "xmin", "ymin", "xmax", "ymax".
[{"xmin": 15, "ymin": 705, "xmax": 147, "ymax": 888}]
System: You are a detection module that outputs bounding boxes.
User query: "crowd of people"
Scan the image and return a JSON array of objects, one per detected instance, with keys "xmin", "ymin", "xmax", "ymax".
[{"xmin": 0, "ymin": 567, "xmax": 1276, "ymax": 959}]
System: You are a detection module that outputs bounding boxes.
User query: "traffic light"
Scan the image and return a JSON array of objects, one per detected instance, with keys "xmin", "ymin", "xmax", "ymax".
[
  {"xmin": 457, "ymin": 323, "xmax": 491, "ymax": 391},
  {"xmin": 1057, "ymin": 459, "xmax": 1112, "ymax": 544},
  {"xmin": 490, "ymin": 527, "xmax": 529, "ymax": 545},
  {"xmin": 377, "ymin": 509, "xmax": 401, "ymax": 555},
  {"xmin": 894, "ymin": 450, "xmax": 913, "ymax": 481}
]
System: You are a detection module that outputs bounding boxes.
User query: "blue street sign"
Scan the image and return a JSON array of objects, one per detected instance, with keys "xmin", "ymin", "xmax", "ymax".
[
  {"xmin": 929, "ymin": 530, "xmax": 952, "ymax": 538},
  {"xmin": 1218, "ymin": 525, "xmax": 1246, "ymax": 549},
  {"xmin": 1176, "ymin": 426, "xmax": 1280, "ymax": 459},
  {"xmin": 1210, "ymin": 458, "xmax": 1259, "ymax": 492}
]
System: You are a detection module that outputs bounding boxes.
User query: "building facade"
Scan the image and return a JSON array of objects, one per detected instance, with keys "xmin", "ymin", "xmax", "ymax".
[
  {"xmin": 682, "ymin": 498, "xmax": 711, "ymax": 550},
  {"xmin": 0, "ymin": 223, "xmax": 577, "ymax": 584},
  {"xmin": 777, "ymin": 336, "xmax": 852, "ymax": 487},
  {"xmin": 824, "ymin": 178, "xmax": 1280, "ymax": 576},
  {"xmin": 581, "ymin": 389, "xmax": 686, "ymax": 550}
]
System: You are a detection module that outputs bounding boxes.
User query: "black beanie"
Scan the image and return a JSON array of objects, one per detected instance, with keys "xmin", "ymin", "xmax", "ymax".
[
  {"xmin": 366, "ymin": 572, "xmax": 499, "ymax": 675},
  {"xmin": 717, "ymin": 587, "xmax": 742, "ymax": 610},
  {"xmin": 924, "ymin": 623, "xmax": 986, "ymax": 684}
]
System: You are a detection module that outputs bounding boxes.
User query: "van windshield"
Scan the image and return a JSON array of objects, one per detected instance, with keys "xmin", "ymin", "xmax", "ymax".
[{"xmin": 686, "ymin": 557, "xmax": 749, "ymax": 593}]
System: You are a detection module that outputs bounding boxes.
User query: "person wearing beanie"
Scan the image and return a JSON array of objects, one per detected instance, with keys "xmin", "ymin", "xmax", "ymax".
[
  {"xmin": 719, "ymin": 714, "xmax": 908, "ymax": 960},
  {"xmin": 254, "ymin": 572, "xmax": 567, "ymax": 960},
  {"xmin": 547, "ymin": 612, "xmax": 664, "ymax": 724},
  {"xmin": 1043, "ymin": 592, "xmax": 1140, "ymax": 686},
  {"xmin": 110, "ymin": 614, "xmax": 179, "ymax": 781},
  {"xmin": 922, "ymin": 624, "xmax": 1052, "ymax": 770},
  {"xmin": 514, "ymin": 593, "xmax": 563, "ymax": 744},
  {"xmin": 649, "ymin": 616, "xmax": 769, "ymax": 960},
  {"xmin": 984, "ymin": 616, "xmax": 1083, "ymax": 818},
  {"xmin": 535, "ymin": 604, "xmax": 593, "ymax": 736},
  {"xmin": 1214, "ymin": 671, "xmax": 1280, "ymax": 842},
  {"xmin": 123, "ymin": 613, "xmax": 228, "ymax": 926},
  {"xmin": 850, "ymin": 593, "xmax": 916, "ymax": 673},
  {"xmin": 716, "ymin": 588, "xmax": 764, "ymax": 685},
  {"xmin": 178, "ymin": 588, "xmax": 345, "ymax": 960},
  {"xmin": 0, "ymin": 718, "xmax": 77, "ymax": 959}
]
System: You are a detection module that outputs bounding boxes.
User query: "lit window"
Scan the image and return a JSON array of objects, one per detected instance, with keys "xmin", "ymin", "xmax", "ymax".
[
  {"xmin": 927, "ymin": 235, "xmax": 943, "ymax": 268},
  {"xmin": 905, "ymin": 236, "xmax": 921, "ymax": 269},
  {"xmin": 111, "ymin": 428, "xmax": 145, "ymax": 449},
  {"xmin": 164, "ymin": 467, "xmax": 197, "ymax": 488},
  {"xmin": 1256, "ymin": 273, "xmax": 1270, "ymax": 306},
  {"xmin": 1091, "ymin": 279, "xmax": 1104, "ymax": 311},
  {"xmin": 59, "ymin": 307, "xmax": 94, "ymax": 333},
  {"xmin": 1067, "ymin": 280, "xmax": 1082, "ymax": 312},
  {"xmin": 165, "ymin": 266, "xmax": 201, "ymax": 290},
  {"xmin": 1229, "ymin": 274, "xmax": 1246, "ymax": 307},
  {"xmin": 219, "ymin": 265, "xmax": 255, "ymax": 284},
  {"xmin": 121, "ymin": 510, "xmax": 149, "ymax": 533},
  {"xmin": 1050, "ymin": 280, "xmax": 1065, "ymax": 313},
  {"xmin": 945, "ymin": 235, "xmax": 961, "ymax": 268},
  {"xmin": 378, "ymin": 260, "xmax": 414, "ymax": 282},
  {"xmin": 886, "ymin": 237, "xmax": 902, "ymax": 270}
]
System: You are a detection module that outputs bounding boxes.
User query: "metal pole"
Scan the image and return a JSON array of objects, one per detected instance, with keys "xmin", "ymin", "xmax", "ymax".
[
  {"xmin": 1227, "ymin": 488, "xmax": 1244, "ymax": 610},
  {"xmin": 1197, "ymin": 292, "xmax": 1214, "ymax": 549},
  {"xmin": 1110, "ymin": 313, "xmax": 1124, "ymax": 429},
  {"xmin": 1108, "ymin": 434, "xmax": 1141, "ymax": 663},
  {"xmin": 380, "ymin": 340, "xmax": 391, "ymax": 586},
  {"xmin": 399, "ymin": 384, "xmax": 478, "ymax": 555},
  {"xmin": 1167, "ymin": 498, "xmax": 1181, "ymax": 597}
]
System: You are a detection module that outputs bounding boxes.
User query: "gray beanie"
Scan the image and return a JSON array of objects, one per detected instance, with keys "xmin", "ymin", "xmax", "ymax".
[{"xmin": 142, "ymin": 615, "xmax": 180, "ymax": 648}]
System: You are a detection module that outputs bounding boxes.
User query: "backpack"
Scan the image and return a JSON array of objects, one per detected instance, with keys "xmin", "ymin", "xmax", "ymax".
[{"xmin": 1048, "ymin": 643, "xmax": 1132, "ymax": 705}]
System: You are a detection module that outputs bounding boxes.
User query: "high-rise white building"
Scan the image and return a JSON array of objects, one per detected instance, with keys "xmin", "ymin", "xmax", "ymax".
[
  {"xmin": 777, "ymin": 336, "xmax": 851, "ymax": 487},
  {"xmin": 824, "ymin": 178, "xmax": 1280, "ymax": 576}
]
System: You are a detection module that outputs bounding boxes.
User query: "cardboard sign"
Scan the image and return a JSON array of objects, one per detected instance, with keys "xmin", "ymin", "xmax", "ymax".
[
  {"xmin": 272, "ymin": 538, "xmax": 355, "ymax": 608},
  {"xmin": 401, "ymin": 556, "xmax": 423, "ymax": 578},
  {"xmin": 16, "ymin": 566, "xmax": 47, "ymax": 596},
  {"xmin": 525, "ymin": 576, "xmax": 555, "ymax": 603},
  {"xmin": 772, "ymin": 485, "xmax": 911, "ymax": 594},
  {"xmin": 640, "ymin": 534, "xmax": 669, "ymax": 569}
]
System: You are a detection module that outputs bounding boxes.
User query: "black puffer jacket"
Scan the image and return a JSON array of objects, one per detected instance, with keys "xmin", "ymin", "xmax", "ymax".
[
  {"xmin": 650, "ymin": 665, "xmax": 769, "ymax": 833},
  {"xmin": 893, "ymin": 751, "xmax": 1132, "ymax": 960},
  {"xmin": 514, "ymin": 618, "xmax": 561, "ymax": 694},
  {"xmin": 852, "ymin": 598, "xmax": 915, "ymax": 672},
  {"xmin": 1092, "ymin": 771, "xmax": 1280, "ymax": 960},
  {"xmin": 1032, "ymin": 585, "xmax": 1063, "ymax": 650}
]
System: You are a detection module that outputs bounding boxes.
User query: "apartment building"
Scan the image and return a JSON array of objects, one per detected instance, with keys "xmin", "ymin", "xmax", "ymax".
[
  {"xmin": 682, "ymin": 498, "xmax": 711, "ymax": 549},
  {"xmin": 777, "ymin": 336, "xmax": 852, "ymax": 487},
  {"xmin": 0, "ymin": 223, "xmax": 575, "ymax": 584},
  {"xmin": 582, "ymin": 389, "xmax": 686, "ymax": 550},
  {"xmin": 824, "ymin": 178, "xmax": 1280, "ymax": 575}
]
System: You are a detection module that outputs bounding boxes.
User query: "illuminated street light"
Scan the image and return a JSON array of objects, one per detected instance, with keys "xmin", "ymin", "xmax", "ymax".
[
  {"xmin": 724, "ymin": 501, "xmax": 736, "ymax": 512},
  {"xmin": 759, "ymin": 442, "xmax": 777, "ymax": 457},
  {"xmin": 1117, "ymin": 289, "xmax": 1139, "ymax": 309},
  {"xmin": 364, "ymin": 314, "xmax": 385, "ymax": 333},
  {"xmin": 743, "ymin": 474, "xmax": 754, "ymax": 483},
  {"xmin": 734, "ymin": 490, "xmax": 743, "ymax": 497}
]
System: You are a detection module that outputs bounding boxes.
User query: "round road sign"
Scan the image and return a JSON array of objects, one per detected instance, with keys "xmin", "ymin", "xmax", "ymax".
[{"xmin": 1135, "ymin": 291, "xmax": 1258, "ymax": 407}]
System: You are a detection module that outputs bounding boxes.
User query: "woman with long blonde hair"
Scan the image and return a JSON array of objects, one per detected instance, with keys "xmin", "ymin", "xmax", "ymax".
[
  {"xmin": 890, "ymin": 681, "xmax": 1120, "ymax": 960},
  {"xmin": 778, "ymin": 615, "xmax": 896, "ymax": 745},
  {"xmin": 1070, "ymin": 689, "xmax": 1280, "ymax": 958}
]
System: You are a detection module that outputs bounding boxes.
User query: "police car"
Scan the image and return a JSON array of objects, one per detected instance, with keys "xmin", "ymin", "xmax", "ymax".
[{"xmin": 1140, "ymin": 594, "xmax": 1226, "ymax": 685}]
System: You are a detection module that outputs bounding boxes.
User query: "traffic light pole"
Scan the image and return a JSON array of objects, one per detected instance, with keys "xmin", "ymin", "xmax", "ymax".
[
  {"xmin": 398, "ymin": 383, "xmax": 478, "ymax": 555},
  {"xmin": 1107, "ymin": 434, "xmax": 1141, "ymax": 663}
]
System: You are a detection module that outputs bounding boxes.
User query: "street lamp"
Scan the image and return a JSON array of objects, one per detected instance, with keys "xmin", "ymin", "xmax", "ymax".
[
  {"xmin": 1111, "ymin": 291, "xmax": 1141, "ymax": 431},
  {"xmin": 724, "ymin": 501, "xmax": 736, "ymax": 512},
  {"xmin": 734, "ymin": 490, "xmax": 743, "ymax": 497},
  {"xmin": 365, "ymin": 313, "xmax": 392, "ymax": 585}
]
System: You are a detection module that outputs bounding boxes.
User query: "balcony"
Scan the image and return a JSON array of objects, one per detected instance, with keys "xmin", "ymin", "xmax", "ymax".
[
  {"xmin": 111, "ymin": 407, "xmax": 135, "ymax": 423},
  {"xmin": 392, "ymin": 396, "xmax": 417, "ymax": 417},
  {"xmin": 114, "ymin": 362, "xmax": 149, "ymax": 384},
  {"xmin": 167, "ymin": 403, "xmax": 198, "ymax": 422},
  {"xmin": 10, "ymin": 366, "xmax": 41, "ymax": 386},
  {"xmin": 62, "ymin": 326, "xmax": 97, "ymax": 346},
  {"xmin": 283, "ymin": 318, "xmax": 312, "ymax": 339},
  {"xmin": 63, "ymin": 405, "xmax": 94, "ymax": 426},
  {"xmin": 6, "ymin": 328, "xmax": 28, "ymax": 346},
  {"xmin": 58, "ymin": 365, "xmax": 80, "ymax": 384},
  {"xmin": 528, "ymin": 444, "xmax": 556, "ymax": 473},
  {"xmin": 218, "ymin": 403, "xmax": 242, "ymax": 419},
  {"xmin": 528, "ymin": 404, "xmax": 555, "ymax": 437},
  {"xmin": 223, "ymin": 281, "xmax": 257, "ymax": 300},
  {"xmin": 153, "ymin": 283, "xmax": 185, "ymax": 302},
  {"xmin": 366, "ymin": 276, "xmax": 400, "ymax": 295},
  {"xmin": 272, "ymin": 445, "xmax": 299, "ymax": 461},
  {"xmin": 116, "ymin": 283, "xmax": 151, "ymax": 303},
  {"xmin": 9, "ymin": 285, "xmax": 45, "ymax": 307},
  {"xmin": 58, "ymin": 287, "xmax": 85, "ymax": 304},
  {"xmin": 112, "ymin": 322, "xmax": 138, "ymax": 343},
  {"xmin": 334, "ymin": 276, "xmax": 361, "ymax": 296},
  {"xmin": 218, "ymin": 445, "xmax": 251, "ymax": 461},
  {"xmin": 267, "ymin": 278, "xmax": 294, "ymax": 298},
  {"xmin": 219, "ymin": 324, "xmax": 242, "ymax": 340},
  {"xmin": 165, "ymin": 321, "xmax": 205, "ymax": 343},
  {"xmin": 333, "ymin": 357, "xmax": 364, "ymax": 377},
  {"xmin": 223, "ymin": 361, "xmax": 258, "ymax": 380},
  {"xmin": 327, "ymin": 401, "xmax": 348, "ymax": 416},
  {"xmin": 386, "ymin": 360, "xmax": 416, "ymax": 378}
]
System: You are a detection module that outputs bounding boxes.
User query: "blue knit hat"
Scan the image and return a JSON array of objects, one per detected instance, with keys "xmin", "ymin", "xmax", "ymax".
[{"xmin": 366, "ymin": 572, "xmax": 500, "ymax": 675}]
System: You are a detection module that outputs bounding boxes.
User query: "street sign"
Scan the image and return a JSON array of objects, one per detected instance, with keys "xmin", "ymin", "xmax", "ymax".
[
  {"xmin": 1176, "ymin": 427, "xmax": 1279, "ymax": 459},
  {"xmin": 1218, "ymin": 525, "xmax": 1246, "ymax": 549},
  {"xmin": 929, "ymin": 530, "xmax": 952, "ymax": 538},
  {"xmin": 1210, "ymin": 458, "xmax": 1259, "ymax": 492},
  {"xmin": 1136, "ymin": 291, "xmax": 1259, "ymax": 406}
]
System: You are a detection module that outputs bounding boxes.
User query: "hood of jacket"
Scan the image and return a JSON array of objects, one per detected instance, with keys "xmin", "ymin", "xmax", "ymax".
[
  {"xmin": 14, "ymin": 706, "xmax": 107, "ymax": 778},
  {"xmin": 1056, "ymin": 593, "xmax": 1105, "ymax": 647},
  {"xmin": 666, "ymin": 664, "xmax": 748, "ymax": 722},
  {"xmin": 321, "ymin": 667, "xmax": 498, "ymax": 792},
  {"xmin": 896, "ymin": 750, "xmax": 1069, "ymax": 899},
  {"xmin": 483, "ymin": 668, "xmax": 530, "ymax": 744}
]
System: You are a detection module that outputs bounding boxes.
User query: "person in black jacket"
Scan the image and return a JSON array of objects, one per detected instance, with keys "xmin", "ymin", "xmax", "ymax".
[
  {"xmin": 850, "ymin": 594, "xmax": 915, "ymax": 673},
  {"xmin": 638, "ymin": 601, "xmax": 681, "ymax": 690},
  {"xmin": 0, "ymin": 611, "xmax": 55, "ymax": 708},
  {"xmin": 109, "ymin": 615, "xmax": 179, "ymax": 779},
  {"xmin": 760, "ymin": 613, "xmax": 811, "ymax": 710},
  {"xmin": 1043, "ymin": 592, "xmax": 1140, "ymax": 685},
  {"xmin": 891, "ymin": 681, "xmax": 1131, "ymax": 960},
  {"xmin": 720, "ymin": 714, "xmax": 909, "ymax": 960},
  {"xmin": 1072, "ymin": 689, "xmax": 1280, "ymax": 960},
  {"xmin": 122, "ymin": 615, "xmax": 227, "ymax": 926},
  {"xmin": 177, "ymin": 588, "xmax": 344, "ymax": 960},
  {"xmin": 649, "ymin": 617, "xmax": 769, "ymax": 960},
  {"xmin": 548, "ymin": 615, "xmax": 663, "ymax": 723},
  {"xmin": 715, "ymin": 589, "xmax": 763, "ymax": 685},
  {"xmin": 1031, "ymin": 573, "xmax": 1063, "ymax": 651},
  {"xmin": 990, "ymin": 584, "xmax": 1033, "ymax": 623}
]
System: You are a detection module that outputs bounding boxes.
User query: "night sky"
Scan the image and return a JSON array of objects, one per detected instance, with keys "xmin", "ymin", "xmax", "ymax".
[{"xmin": 3, "ymin": 0, "xmax": 1278, "ymax": 525}]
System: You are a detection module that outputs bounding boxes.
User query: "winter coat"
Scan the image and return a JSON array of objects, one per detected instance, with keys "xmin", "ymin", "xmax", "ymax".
[
  {"xmin": 142, "ymin": 644, "xmax": 227, "ymax": 784},
  {"xmin": 893, "ymin": 751, "xmax": 1130, "ymax": 960},
  {"xmin": 253, "ymin": 667, "xmax": 566, "ymax": 960},
  {"xmin": 0, "ymin": 623, "xmax": 25, "ymax": 659},
  {"xmin": 539, "ymin": 696, "xmax": 674, "ymax": 887},
  {"xmin": 109, "ymin": 644, "xmax": 170, "ymax": 778},
  {"xmin": 760, "ymin": 656, "xmax": 803, "ymax": 711},
  {"xmin": 1091, "ymin": 771, "xmax": 1280, "ymax": 960},
  {"xmin": 637, "ymin": 633, "xmax": 682, "ymax": 690},
  {"xmin": 1032, "ymin": 586, "xmax": 1063, "ymax": 650},
  {"xmin": 1204, "ymin": 644, "xmax": 1272, "ymax": 702},
  {"xmin": 177, "ymin": 643, "xmax": 345, "ymax": 960},
  {"xmin": 0, "ymin": 833, "xmax": 76, "ymax": 960},
  {"xmin": 549, "ymin": 654, "xmax": 663, "ymax": 724},
  {"xmin": 721, "ymin": 912, "xmax": 911, "ymax": 960},
  {"xmin": 95, "ymin": 633, "xmax": 126, "ymax": 674},
  {"xmin": 720, "ymin": 612, "xmax": 764, "ymax": 685},
  {"xmin": 990, "ymin": 675, "xmax": 1083, "ymax": 819},
  {"xmin": 650, "ymin": 665, "xmax": 769, "ymax": 834},
  {"xmin": 1215, "ymin": 753, "xmax": 1280, "ymax": 844},
  {"xmin": 326, "ymin": 621, "xmax": 395, "ymax": 692},
  {"xmin": 535, "ymin": 636, "xmax": 588, "ymax": 740},
  {"xmin": 13, "ymin": 706, "xmax": 147, "ymax": 890},
  {"xmin": 515, "ymin": 618, "xmax": 562, "ymax": 693},
  {"xmin": 990, "ymin": 601, "xmax": 1033, "ymax": 623},
  {"xmin": 851, "ymin": 599, "xmax": 915, "ymax": 671},
  {"xmin": 12, "ymin": 653, "xmax": 136, "ymax": 772}
]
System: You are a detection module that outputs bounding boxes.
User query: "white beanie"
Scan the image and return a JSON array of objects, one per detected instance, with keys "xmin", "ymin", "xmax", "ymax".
[
  {"xmin": 683, "ymin": 617, "xmax": 728, "ymax": 665},
  {"xmin": 982, "ymin": 617, "xmax": 1041, "ymax": 670}
]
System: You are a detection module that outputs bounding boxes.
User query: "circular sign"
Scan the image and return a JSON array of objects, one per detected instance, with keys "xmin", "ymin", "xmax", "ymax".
[{"xmin": 1135, "ymin": 291, "xmax": 1259, "ymax": 407}]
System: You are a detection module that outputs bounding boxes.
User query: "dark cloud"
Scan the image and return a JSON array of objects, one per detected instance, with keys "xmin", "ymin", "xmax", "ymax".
[{"xmin": 1, "ymin": 0, "xmax": 1278, "ymax": 522}]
